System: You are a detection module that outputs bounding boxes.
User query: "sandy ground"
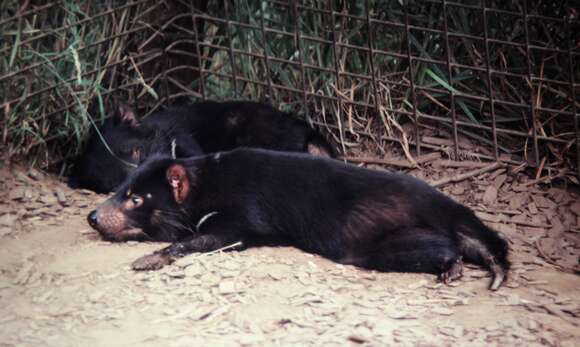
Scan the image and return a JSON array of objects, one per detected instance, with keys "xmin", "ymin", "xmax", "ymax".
[{"xmin": 0, "ymin": 162, "xmax": 578, "ymax": 347}]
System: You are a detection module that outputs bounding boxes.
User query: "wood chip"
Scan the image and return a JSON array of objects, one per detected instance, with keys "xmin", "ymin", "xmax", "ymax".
[
  {"xmin": 55, "ymin": 189, "xmax": 68, "ymax": 205},
  {"xmin": 483, "ymin": 186, "xmax": 498, "ymax": 205},
  {"xmin": 528, "ymin": 202, "xmax": 538, "ymax": 215},
  {"xmin": 475, "ymin": 212, "xmax": 501, "ymax": 223},
  {"xmin": 569, "ymin": 202, "xmax": 580, "ymax": 217},
  {"xmin": 547, "ymin": 188, "xmax": 566, "ymax": 203},
  {"xmin": 407, "ymin": 280, "xmax": 428, "ymax": 290},
  {"xmin": 9, "ymin": 187, "xmax": 26, "ymax": 201},
  {"xmin": 531, "ymin": 195, "xmax": 557, "ymax": 209},
  {"xmin": 509, "ymin": 193, "xmax": 528, "ymax": 210},
  {"xmin": 28, "ymin": 169, "xmax": 43, "ymax": 180},
  {"xmin": 0, "ymin": 214, "xmax": 18, "ymax": 227},
  {"xmin": 491, "ymin": 174, "xmax": 507, "ymax": 189},
  {"xmin": 218, "ymin": 281, "xmax": 236, "ymax": 294},
  {"xmin": 387, "ymin": 310, "xmax": 417, "ymax": 320},
  {"xmin": 14, "ymin": 262, "xmax": 34, "ymax": 285},
  {"xmin": 451, "ymin": 185, "xmax": 465, "ymax": 195},
  {"xmin": 432, "ymin": 307, "xmax": 454, "ymax": 316}
]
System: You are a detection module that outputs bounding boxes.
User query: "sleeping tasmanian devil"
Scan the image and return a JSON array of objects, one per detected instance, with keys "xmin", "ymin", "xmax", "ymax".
[
  {"xmin": 87, "ymin": 148, "xmax": 510, "ymax": 290},
  {"xmin": 70, "ymin": 101, "xmax": 334, "ymax": 193}
]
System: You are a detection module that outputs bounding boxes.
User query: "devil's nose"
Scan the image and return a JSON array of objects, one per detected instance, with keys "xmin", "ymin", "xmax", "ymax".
[{"xmin": 87, "ymin": 210, "xmax": 98, "ymax": 228}]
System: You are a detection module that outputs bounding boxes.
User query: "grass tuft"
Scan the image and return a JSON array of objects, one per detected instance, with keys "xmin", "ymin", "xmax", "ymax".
[{"xmin": 0, "ymin": 0, "xmax": 577, "ymax": 177}]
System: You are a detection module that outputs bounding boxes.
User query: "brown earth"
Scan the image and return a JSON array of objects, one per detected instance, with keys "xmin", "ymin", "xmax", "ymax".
[{"xmin": 0, "ymin": 160, "xmax": 578, "ymax": 347}]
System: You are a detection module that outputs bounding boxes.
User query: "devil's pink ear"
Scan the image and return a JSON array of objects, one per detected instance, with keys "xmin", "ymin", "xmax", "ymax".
[
  {"xmin": 166, "ymin": 164, "xmax": 190, "ymax": 204},
  {"xmin": 131, "ymin": 146, "xmax": 141, "ymax": 162},
  {"xmin": 117, "ymin": 103, "xmax": 139, "ymax": 127}
]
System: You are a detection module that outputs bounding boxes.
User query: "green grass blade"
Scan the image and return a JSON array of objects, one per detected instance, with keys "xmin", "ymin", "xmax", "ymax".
[
  {"xmin": 8, "ymin": 23, "xmax": 21, "ymax": 68},
  {"xmin": 424, "ymin": 67, "xmax": 457, "ymax": 94}
]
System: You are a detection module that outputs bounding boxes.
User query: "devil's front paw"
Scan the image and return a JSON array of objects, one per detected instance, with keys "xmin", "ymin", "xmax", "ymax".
[
  {"xmin": 439, "ymin": 257, "xmax": 464, "ymax": 285},
  {"xmin": 132, "ymin": 253, "xmax": 173, "ymax": 271}
]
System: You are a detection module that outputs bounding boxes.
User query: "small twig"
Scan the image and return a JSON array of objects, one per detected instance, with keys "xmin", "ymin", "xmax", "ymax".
[
  {"xmin": 503, "ymin": 219, "xmax": 551, "ymax": 229},
  {"xmin": 539, "ymin": 304, "xmax": 579, "ymax": 326},
  {"xmin": 343, "ymin": 152, "xmax": 440, "ymax": 169},
  {"xmin": 535, "ymin": 156, "xmax": 546, "ymax": 180},
  {"xmin": 436, "ymin": 160, "xmax": 491, "ymax": 168},
  {"xmin": 473, "ymin": 211, "xmax": 553, "ymax": 231},
  {"xmin": 534, "ymin": 240, "xmax": 578, "ymax": 275},
  {"xmin": 523, "ymin": 302, "xmax": 579, "ymax": 327},
  {"xmin": 523, "ymin": 169, "xmax": 568, "ymax": 187},
  {"xmin": 177, "ymin": 241, "xmax": 243, "ymax": 269},
  {"xmin": 343, "ymin": 156, "xmax": 415, "ymax": 169},
  {"xmin": 430, "ymin": 162, "xmax": 503, "ymax": 187},
  {"xmin": 415, "ymin": 152, "xmax": 441, "ymax": 164},
  {"xmin": 129, "ymin": 56, "xmax": 158, "ymax": 100},
  {"xmin": 473, "ymin": 207, "xmax": 522, "ymax": 216}
]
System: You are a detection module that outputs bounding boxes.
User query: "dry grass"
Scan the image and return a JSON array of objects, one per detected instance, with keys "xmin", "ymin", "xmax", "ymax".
[{"xmin": 1, "ymin": 0, "xmax": 577, "ymax": 178}]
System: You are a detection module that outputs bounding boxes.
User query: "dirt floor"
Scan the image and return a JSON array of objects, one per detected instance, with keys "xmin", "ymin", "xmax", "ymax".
[{"xmin": 0, "ymin": 160, "xmax": 579, "ymax": 347}]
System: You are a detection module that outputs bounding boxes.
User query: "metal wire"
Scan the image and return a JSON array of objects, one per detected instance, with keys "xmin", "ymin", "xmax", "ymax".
[{"xmin": 1, "ymin": 0, "xmax": 578, "ymax": 176}]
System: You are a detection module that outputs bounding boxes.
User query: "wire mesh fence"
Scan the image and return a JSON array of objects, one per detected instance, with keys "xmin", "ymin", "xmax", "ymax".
[{"xmin": 1, "ymin": 0, "xmax": 578, "ymax": 179}]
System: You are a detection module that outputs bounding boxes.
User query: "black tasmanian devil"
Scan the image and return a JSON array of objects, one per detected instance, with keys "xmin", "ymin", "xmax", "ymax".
[
  {"xmin": 70, "ymin": 101, "xmax": 334, "ymax": 193},
  {"xmin": 87, "ymin": 148, "xmax": 510, "ymax": 290}
]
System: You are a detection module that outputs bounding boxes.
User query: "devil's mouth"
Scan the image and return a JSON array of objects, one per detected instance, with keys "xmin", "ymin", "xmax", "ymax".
[{"xmin": 98, "ymin": 227, "xmax": 151, "ymax": 242}]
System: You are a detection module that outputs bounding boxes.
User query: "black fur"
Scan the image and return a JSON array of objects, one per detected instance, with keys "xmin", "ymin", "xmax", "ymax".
[
  {"xmin": 70, "ymin": 101, "xmax": 334, "ymax": 193},
  {"xmin": 88, "ymin": 149, "xmax": 510, "ymax": 290}
]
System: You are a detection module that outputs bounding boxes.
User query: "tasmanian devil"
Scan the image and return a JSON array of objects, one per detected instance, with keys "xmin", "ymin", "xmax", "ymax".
[
  {"xmin": 69, "ymin": 104, "xmax": 203, "ymax": 193},
  {"xmin": 87, "ymin": 148, "xmax": 510, "ymax": 290},
  {"xmin": 70, "ymin": 101, "xmax": 335, "ymax": 193}
]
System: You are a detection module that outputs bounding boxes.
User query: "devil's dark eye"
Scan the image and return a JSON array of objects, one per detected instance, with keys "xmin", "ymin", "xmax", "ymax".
[{"xmin": 131, "ymin": 195, "xmax": 143, "ymax": 205}]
